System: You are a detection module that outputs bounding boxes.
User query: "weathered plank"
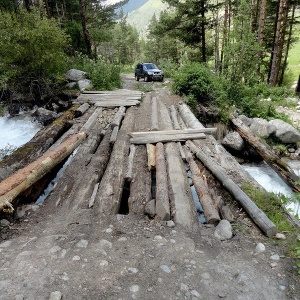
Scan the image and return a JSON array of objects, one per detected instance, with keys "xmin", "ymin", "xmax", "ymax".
[
  {"xmin": 170, "ymin": 105, "xmax": 181, "ymax": 130},
  {"xmin": 111, "ymin": 106, "xmax": 126, "ymax": 128},
  {"xmin": 110, "ymin": 127, "xmax": 119, "ymax": 145},
  {"xmin": 125, "ymin": 144, "xmax": 136, "ymax": 182},
  {"xmin": 93, "ymin": 100, "xmax": 140, "ymax": 107},
  {"xmin": 151, "ymin": 97, "xmax": 159, "ymax": 131},
  {"xmin": 129, "ymin": 128, "xmax": 216, "ymax": 144},
  {"xmin": 146, "ymin": 144, "xmax": 156, "ymax": 171},
  {"xmin": 75, "ymin": 103, "xmax": 90, "ymax": 117}
]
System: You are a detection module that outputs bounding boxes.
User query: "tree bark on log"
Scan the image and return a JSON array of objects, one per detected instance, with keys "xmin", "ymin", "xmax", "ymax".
[
  {"xmin": 231, "ymin": 116, "xmax": 300, "ymax": 192},
  {"xmin": 185, "ymin": 148, "xmax": 220, "ymax": 224},
  {"xmin": 0, "ymin": 104, "xmax": 80, "ymax": 181},
  {"xmin": 151, "ymin": 97, "xmax": 159, "ymax": 131},
  {"xmin": 111, "ymin": 106, "xmax": 126, "ymax": 128},
  {"xmin": 170, "ymin": 105, "xmax": 181, "ymax": 130},
  {"xmin": 128, "ymin": 145, "xmax": 152, "ymax": 214},
  {"xmin": 94, "ymin": 108, "xmax": 135, "ymax": 219},
  {"xmin": 75, "ymin": 103, "xmax": 90, "ymax": 117},
  {"xmin": 187, "ymin": 140, "xmax": 277, "ymax": 237},
  {"xmin": 125, "ymin": 144, "xmax": 136, "ymax": 182},
  {"xmin": 155, "ymin": 142, "xmax": 170, "ymax": 220},
  {"xmin": 0, "ymin": 132, "xmax": 87, "ymax": 212},
  {"xmin": 110, "ymin": 127, "xmax": 119, "ymax": 145}
]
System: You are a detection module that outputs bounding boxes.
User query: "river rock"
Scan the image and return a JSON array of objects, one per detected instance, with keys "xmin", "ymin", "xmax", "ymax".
[
  {"xmin": 239, "ymin": 115, "xmax": 253, "ymax": 126},
  {"xmin": 250, "ymin": 118, "xmax": 276, "ymax": 138},
  {"xmin": 65, "ymin": 82, "xmax": 78, "ymax": 89},
  {"xmin": 222, "ymin": 132, "xmax": 244, "ymax": 152},
  {"xmin": 214, "ymin": 220, "xmax": 232, "ymax": 240},
  {"xmin": 32, "ymin": 107, "xmax": 58, "ymax": 126},
  {"xmin": 269, "ymin": 119, "xmax": 300, "ymax": 143},
  {"xmin": 0, "ymin": 219, "xmax": 10, "ymax": 227},
  {"xmin": 144, "ymin": 199, "xmax": 156, "ymax": 217},
  {"xmin": 255, "ymin": 243, "xmax": 266, "ymax": 253},
  {"xmin": 78, "ymin": 79, "xmax": 92, "ymax": 91},
  {"xmin": 65, "ymin": 69, "xmax": 86, "ymax": 81}
]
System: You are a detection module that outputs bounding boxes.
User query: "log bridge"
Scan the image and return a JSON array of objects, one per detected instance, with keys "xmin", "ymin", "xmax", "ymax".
[{"xmin": 2, "ymin": 88, "xmax": 297, "ymax": 237}]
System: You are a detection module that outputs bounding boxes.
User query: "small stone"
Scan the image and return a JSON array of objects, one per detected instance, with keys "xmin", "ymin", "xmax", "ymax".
[
  {"xmin": 49, "ymin": 246, "xmax": 62, "ymax": 254},
  {"xmin": 278, "ymin": 279, "xmax": 288, "ymax": 287},
  {"xmin": 275, "ymin": 233, "xmax": 286, "ymax": 240},
  {"xmin": 160, "ymin": 265, "xmax": 171, "ymax": 273},
  {"xmin": 236, "ymin": 273, "xmax": 249, "ymax": 285},
  {"xmin": 72, "ymin": 256, "xmax": 81, "ymax": 261},
  {"xmin": 99, "ymin": 260, "xmax": 108, "ymax": 267},
  {"xmin": 218, "ymin": 292, "xmax": 227, "ymax": 298},
  {"xmin": 279, "ymin": 285, "xmax": 286, "ymax": 291},
  {"xmin": 191, "ymin": 290, "xmax": 201, "ymax": 298},
  {"xmin": 76, "ymin": 239, "xmax": 88, "ymax": 248},
  {"xmin": 270, "ymin": 254, "xmax": 280, "ymax": 261},
  {"xmin": 0, "ymin": 219, "xmax": 10, "ymax": 227},
  {"xmin": 105, "ymin": 228, "xmax": 113, "ymax": 233},
  {"xmin": 214, "ymin": 220, "xmax": 232, "ymax": 240},
  {"xmin": 31, "ymin": 204, "xmax": 40, "ymax": 212},
  {"xmin": 201, "ymin": 272, "xmax": 211, "ymax": 280},
  {"xmin": 154, "ymin": 235, "xmax": 163, "ymax": 240},
  {"xmin": 99, "ymin": 239, "xmax": 112, "ymax": 250},
  {"xmin": 118, "ymin": 237, "xmax": 127, "ymax": 242},
  {"xmin": 166, "ymin": 220, "xmax": 175, "ymax": 228},
  {"xmin": 49, "ymin": 291, "xmax": 62, "ymax": 300},
  {"xmin": 0, "ymin": 241, "xmax": 12, "ymax": 248},
  {"xmin": 128, "ymin": 268, "xmax": 138, "ymax": 274},
  {"xmin": 180, "ymin": 283, "xmax": 189, "ymax": 291},
  {"xmin": 255, "ymin": 243, "xmax": 266, "ymax": 253},
  {"xmin": 130, "ymin": 285, "xmax": 140, "ymax": 293},
  {"xmin": 270, "ymin": 262, "xmax": 277, "ymax": 268},
  {"xmin": 145, "ymin": 199, "xmax": 156, "ymax": 217}
]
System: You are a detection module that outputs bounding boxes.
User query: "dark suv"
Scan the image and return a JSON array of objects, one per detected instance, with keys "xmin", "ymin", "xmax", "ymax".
[{"xmin": 135, "ymin": 63, "xmax": 164, "ymax": 82}]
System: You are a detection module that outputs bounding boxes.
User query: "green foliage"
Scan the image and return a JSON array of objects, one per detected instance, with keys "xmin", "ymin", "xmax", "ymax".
[
  {"xmin": 241, "ymin": 184, "xmax": 295, "ymax": 232},
  {"xmin": 0, "ymin": 7, "xmax": 70, "ymax": 100},
  {"xmin": 74, "ymin": 57, "xmax": 121, "ymax": 90}
]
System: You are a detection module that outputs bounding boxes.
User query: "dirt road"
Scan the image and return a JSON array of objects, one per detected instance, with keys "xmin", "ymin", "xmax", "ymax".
[{"xmin": 0, "ymin": 75, "xmax": 299, "ymax": 300}]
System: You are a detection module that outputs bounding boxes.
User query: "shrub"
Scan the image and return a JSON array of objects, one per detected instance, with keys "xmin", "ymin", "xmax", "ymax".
[
  {"xmin": 73, "ymin": 57, "xmax": 122, "ymax": 90},
  {"xmin": 0, "ymin": 7, "xmax": 70, "ymax": 102}
]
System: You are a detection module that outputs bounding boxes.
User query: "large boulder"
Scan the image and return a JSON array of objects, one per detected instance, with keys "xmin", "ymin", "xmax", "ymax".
[
  {"xmin": 250, "ymin": 118, "xmax": 276, "ymax": 138},
  {"xmin": 239, "ymin": 115, "xmax": 253, "ymax": 126},
  {"xmin": 32, "ymin": 107, "xmax": 58, "ymax": 125},
  {"xmin": 65, "ymin": 69, "xmax": 86, "ymax": 81},
  {"xmin": 222, "ymin": 132, "xmax": 244, "ymax": 152},
  {"xmin": 269, "ymin": 119, "xmax": 300, "ymax": 143},
  {"xmin": 78, "ymin": 79, "xmax": 92, "ymax": 91}
]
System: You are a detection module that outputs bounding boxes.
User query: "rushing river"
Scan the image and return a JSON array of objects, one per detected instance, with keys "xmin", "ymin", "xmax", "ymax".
[
  {"xmin": 244, "ymin": 160, "xmax": 300, "ymax": 217},
  {"xmin": 0, "ymin": 112, "xmax": 42, "ymax": 160}
]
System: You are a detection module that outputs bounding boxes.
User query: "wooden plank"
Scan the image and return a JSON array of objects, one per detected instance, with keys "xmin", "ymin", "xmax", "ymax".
[
  {"xmin": 125, "ymin": 144, "xmax": 136, "ymax": 182},
  {"xmin": 111, "ymin": 106, "xmax": 126, "ymax": 128},
  {"xmin": 75, "ymin": 103, "xmax": 90, "ymax": 117},
  {"xmin": 110, "ymin": 126, "xmax": 119, "ymax": 145},
  {"xmin": 77, "ymin": 95, "xmax": 142, "ymax": 101},
  {"xmin": 93, "ymin": 100, "xmax": 140, "ymax": 107},
  {"xmin": 129, "ymin": 129, "xmax": 216, "ymax": 144},
  {"xmin": 170, "ymin": 105, "xmax": 181, "ymax": 130},
  {"xmin": 146, "ymin": 144, "xmax": 156, "ymax": 171},
  {"xmin": 187, "ymin": 140, "xmax": 277, "ymax": 237}
]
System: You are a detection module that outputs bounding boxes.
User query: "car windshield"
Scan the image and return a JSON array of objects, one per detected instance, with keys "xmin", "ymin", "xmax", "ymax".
[{"xmin": 144, "ymin": 63, "xmax": 158, "ymax": 70}]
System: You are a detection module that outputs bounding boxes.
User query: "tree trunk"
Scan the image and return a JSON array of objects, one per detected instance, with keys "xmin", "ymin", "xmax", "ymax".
[
  {"xmin": 200, "ymin": 0, "xmax": 206, "ymax": 62},
  {"xmin": 79, "ymin": 0, "xmax": 92, "ymax": 59},
  {"xmin": 220, "ymin": 2, "xmax": 229, "ymax": 70},
  {"xmin": 231, "ymin": 116, "xmax": 300, "ymax": 192},
  {"xmin": 257, "ymin": 0, "xmax": 267, "ymax": 77},
  {"xmin": 187, "ymin": 141, "xmax": 277, "ymax": 237},
  {"xmin": 0, "ymin": 132, "xmax": 87, "ymax": 212}
]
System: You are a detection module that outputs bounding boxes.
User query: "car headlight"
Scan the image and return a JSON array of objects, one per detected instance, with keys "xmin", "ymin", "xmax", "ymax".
[{"xmin": 147, "ymin": 71, "xmax": 153, "ymax": 75}]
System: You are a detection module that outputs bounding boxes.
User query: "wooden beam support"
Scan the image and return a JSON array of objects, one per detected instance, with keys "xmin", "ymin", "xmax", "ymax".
[{"xmin": 151, "ymin": 97, "xmax": 159, "ymax": 131}]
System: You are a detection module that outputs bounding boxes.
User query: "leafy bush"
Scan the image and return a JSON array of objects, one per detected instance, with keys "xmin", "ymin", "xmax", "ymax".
[
  {"xmin": 0, "ymin": 7, "xmax": 70, "ymax": 101},
  {"xmin": 74, "ymin": 57, "xmax": 122, "ymax": 90}
]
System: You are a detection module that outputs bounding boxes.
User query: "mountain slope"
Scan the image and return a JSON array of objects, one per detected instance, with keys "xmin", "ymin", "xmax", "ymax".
[{"xmin": 118, "ymin": 0, "xmax": 149, "ymax": 15}]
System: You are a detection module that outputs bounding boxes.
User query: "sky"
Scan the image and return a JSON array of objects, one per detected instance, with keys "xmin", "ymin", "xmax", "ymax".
[{"xmin": 104, "ymin": 0, "xmax": 122, "ymax": 5}]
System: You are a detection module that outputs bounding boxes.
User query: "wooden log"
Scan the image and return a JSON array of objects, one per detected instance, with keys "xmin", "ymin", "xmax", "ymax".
[
  {"xmin": 231, "ymin": 116, "xmax": 300, "ymax": 192},
  {"xmin": 111, "ymin": 106, "xmax": 126, "ymax": 128},
  {"xmin": 82, "ymin": 89, "xmax": 142, "ymax": 95},
  {"xmin": 155, "ymin": 142, "xmax": 170, "ymax": 220},
  {"xmin": 185, "ymin": 148, "xmax": 220, "ymax": 224},
  {"xmin": 94, "ymin": 108, "xmax": 135, "ymax": 218},
  {"xmin": 77, "ymin": 95, "xmax": 142, "ymax": 101},
  {"xmin": 187, "ymin": 140, "xmax": 277, "ymax": 237},
  {"xmin": 0, "ymin": 104, "xmax": 80, "ymax": 181},
  {"xmin": 75, "ymin": 103, "xmax": 90, "ymax": 117},
  {"xmin": 110, "ymin": 126, "xmax": 119, "ymax": 145},
  {"xmin": 128, "ymin": 145, "xmax": 152, "ymax": 214},
  {"xmin": 125, "ymin": 144, "xmax": 136, "ymax": 182},
  {"xmin": 0, "ymin": 132, "xmax": 87, "ymax": 212},
  {"xmin": 165, "ymin": 142, "xmax": 198, "ymax": 228},
  {"xmin": 146, "ymin": 144, "xmax": 156, "ymax": 171},
  {"xmin": 93, "ymin": 100, "xmax": 140, "ymax": 107},
  {"xmin": 170, "ymin": 105, "xmax": 181, "ymax": 130},
  {"xmin": 178, "ymin": 102, "xmax": 205, "ymax": 129},
  {"xmin": 129, "ymin": 128, "xmax": 215, "ymax": 144},
  {"xmin": 177, "ymin": 142, "xmax": 186, "ymax": 162},
  {"xmin": 151, "ymin": 97, "xmax": 159, "ymax": 131},
  {"xmin": 89, "ymin": 183, "xmax": 99, "ymax": 208}
]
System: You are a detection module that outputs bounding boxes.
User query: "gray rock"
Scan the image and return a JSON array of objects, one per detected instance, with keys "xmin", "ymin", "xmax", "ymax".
[
  {"xmin": 275, "ymin": 233, "xmax": 286, "ymax": 239},
  {"xmin": 269, "ymin": 119, "xmax": 300, "ymax": 143},
  {"xmin": 239, "ymin": 115, "xmax": 253, "ymax": 126},
  {"xmin": 236, "ymin": 273, "xmax": 249, "ymax": 285},
  {"xmin": 76, "ymin": 239, "xmax": 88, "ymax": 248},
  {"xmin": 214, "ymin": 220, "xmax": 232, "ymax": 240},
  {"xmin": 270, "ymin": 254, "xmax": 280, "ymax": 261},
  {"xmin": 49, "ymin": 291, "xmax": 62, "ymax": 300},
  {"xmin": 130, "ymin": 285, "xmax": 140, "ymax": 293},
  {"xmin": 166, "ymin": 220, "xmax": 175, "ymax": 228},
  {"xmin": 255, "ymin": 243, "xmax": 266, "ymax": 253},
  {"xmin": 65, "ymin": 82, "xmax": 78, "ymax": 89},
  {"xmin": 250, "ymin": 118, "xmax": 276, "ymax": 138},
  {"xmin": 78, "ymin": 79, "xmax": 92, "ymax": 91},
  {"xmin": 160, "ymin": 265, "xmax": 171, "ymax": 273},
  {"xmin": 65, "ymin": 69, "xmax": 86, "ymax": 81},
  {"xmin": 128, "ymin": 267, "xmax": 138, "ymax": 274},
  {"xmin": 222, "ymin": 132, "xmax": 244, "ymax": 152},
  {"xmin": 0, "ymin": 219, "xmax": 10, "ymax": 227},
  {"xmin": 145, "ymin": 199, "xmax": 156, "ymax": 217},
  {"xmin": 286, "ymin": 97, "xmax": 299, "ymax": 104},
  {"xmin": 32, "ymin": 107, "xmax": 58, "ymax": 125}
]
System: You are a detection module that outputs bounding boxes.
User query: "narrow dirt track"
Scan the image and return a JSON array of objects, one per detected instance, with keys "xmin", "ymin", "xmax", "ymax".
[{"xmin": 0, "ymin": 75, "xmax": 299, "ymax": 300}]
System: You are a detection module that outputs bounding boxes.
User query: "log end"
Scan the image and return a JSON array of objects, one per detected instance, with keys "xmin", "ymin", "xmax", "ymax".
[{"xmin": 265, "ymin": 226, "xmax": 277, "ymax": 238}]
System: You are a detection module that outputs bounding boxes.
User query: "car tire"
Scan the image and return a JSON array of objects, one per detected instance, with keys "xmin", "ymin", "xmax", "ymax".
[
  {"xmin": 144, "ymin": 75, "xmax": 150, "ymax": 82},
  {"xmin": 135, "ymin": 74, "xmax": 139, "ymax": 81}
]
